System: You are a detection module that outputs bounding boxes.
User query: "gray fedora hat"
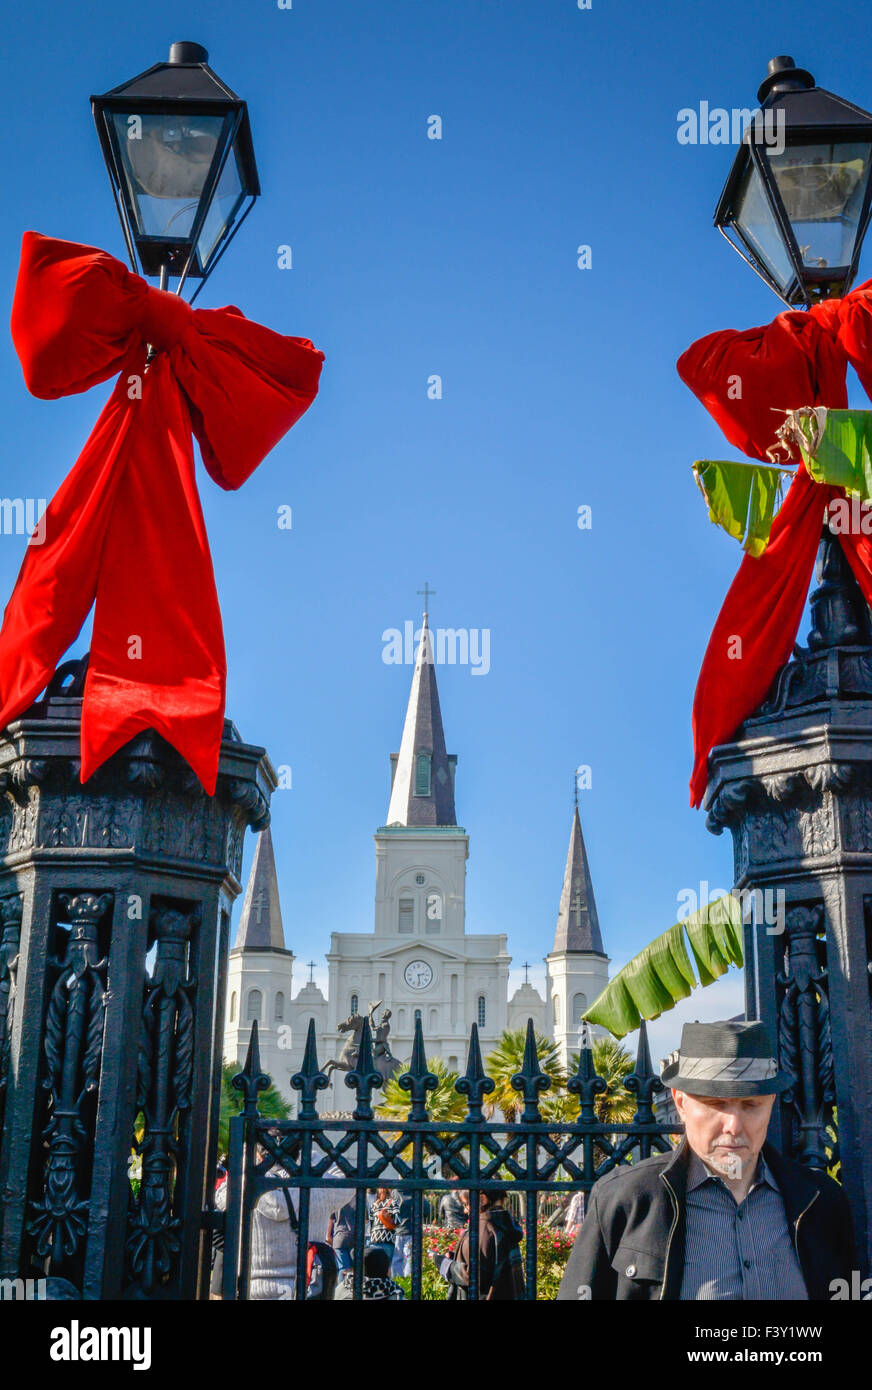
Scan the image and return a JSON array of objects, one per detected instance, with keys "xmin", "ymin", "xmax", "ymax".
[{"xmin": 660, "ymin": 1020, "xmax": 791, "ymax": 1098}]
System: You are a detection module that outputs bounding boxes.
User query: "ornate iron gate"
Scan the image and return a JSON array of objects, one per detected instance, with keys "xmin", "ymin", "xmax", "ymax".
[{"xmin": 220, "ymin": 1016, "xmax": 682, "ymax": 1301}]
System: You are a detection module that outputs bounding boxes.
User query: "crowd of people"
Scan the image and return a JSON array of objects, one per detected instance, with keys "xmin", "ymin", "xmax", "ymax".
[{"xmin": 209, "ymin": 1150, "xmax": 575, "ymax": 1301}]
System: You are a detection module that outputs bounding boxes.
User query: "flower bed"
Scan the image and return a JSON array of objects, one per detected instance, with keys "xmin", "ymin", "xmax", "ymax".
[{"xmin": 394, "ymin": 1222, "xmax": 573, "ymax": 1301}]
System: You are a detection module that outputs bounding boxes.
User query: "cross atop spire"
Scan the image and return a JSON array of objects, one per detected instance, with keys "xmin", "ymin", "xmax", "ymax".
[
  {"xmin": 552, "ymin": 804, "xmax": 605, "ymax": 956},
  {"xmin": 386, "ymin": 608, "xmax": 457, "ymax": 827},
  {"xmin": 417, "ymin": 581, "xmax": 437, "ymax": 616}
]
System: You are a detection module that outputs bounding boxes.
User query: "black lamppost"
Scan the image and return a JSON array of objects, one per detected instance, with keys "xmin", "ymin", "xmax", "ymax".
[
  {"xmin": 715, "ymin": 55, "xmax": 872, "ymax": 306},
  {"xmin": 704, "ymin": 58, "xmax": 872, "ymax": 1275},
  {"xmin": 0, "ymin": 44, "xmax": 275, "ymax": 1300},
  {"xmin": 91, "ymin": 41, "xmax": 259, "ymax": 297}
]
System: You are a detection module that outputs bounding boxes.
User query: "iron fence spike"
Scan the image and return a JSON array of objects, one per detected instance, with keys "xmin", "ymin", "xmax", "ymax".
[
  {"xmin": 409, "ymin": 1014, "xmax": 428, "ymax": 1076},
  {"xmin": 397, "ymin": 1015, "xmax": 439, "ymax": 1119},
  {"xmin": 625, "ymin": 1020, "xmax": 663, "ymax": 1120},
  {"xmin": 465, "ymin": 1021, "xmax": 486, "ymax": 1080},
  {"xmin": 291, "ymin": 1017, "xmax": 329, "ymax": 1117},
  {"xmin": 301, "ymin": 1017, "xmax": 320, "ymax": 1076},
  {"xmin": 231, "ymin": 1017, "xmax": 272, "ymax": 1117},
  {"xmin": 244, "ymin": 1017, "xmax": 260, "ymax": 1077},
  {"xmin": 344, "ymin": 1016, "xmax": 382, "ymax": 1119},
  {"xmin": 634, "ymin": 1019, "xmax": 654, "ymax": 1079},
  {"xmin": 509, "ymin": 1017, "xmax": 551, "ymax": 1122},
  {"xmin": 455, "ymin": 1021, "xmax": 494, "ymax": 1119}
]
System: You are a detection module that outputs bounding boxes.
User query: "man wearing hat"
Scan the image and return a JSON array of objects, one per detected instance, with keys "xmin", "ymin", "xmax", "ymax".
[{"xmin": 557, "ymin": 1020, "xmax": 856, "ymax": 1300}]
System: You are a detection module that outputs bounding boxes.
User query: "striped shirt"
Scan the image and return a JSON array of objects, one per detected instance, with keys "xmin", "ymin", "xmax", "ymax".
[{"xmin": 680, "ymin": 1152, "xmax": 809, "ymax": 1301}]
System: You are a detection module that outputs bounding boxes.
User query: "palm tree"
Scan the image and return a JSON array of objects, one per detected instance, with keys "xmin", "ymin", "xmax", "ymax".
[
  {"xmin": 217, "ymin": 1061, "xmax": 290, "ymax": 1156},
  {"xmin": 484, "ymin": 1029, "xmax": 565, "ymax": 1122},
  {"xmin": 566, "ymin": 1037, "xmax": 636, "ymax": 1124},
  {"xmin": 376, "ymin": 1057, "xmax": 468, "ymax": 1123}
]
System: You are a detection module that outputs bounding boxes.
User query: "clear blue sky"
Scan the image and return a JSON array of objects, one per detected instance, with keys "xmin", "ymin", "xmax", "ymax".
[{"xmin": 2, "ymin": 0, "xmax": 869, "ymax": 1059}]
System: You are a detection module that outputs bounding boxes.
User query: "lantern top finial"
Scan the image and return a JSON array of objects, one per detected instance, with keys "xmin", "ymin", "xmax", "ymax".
[
  {"xmin": 758, "ymin": 55, "xmax": 815, "ymax": 104},
  {"xmin": 168, "ymin": 42, "xmax": 209, "ymax": 66}
]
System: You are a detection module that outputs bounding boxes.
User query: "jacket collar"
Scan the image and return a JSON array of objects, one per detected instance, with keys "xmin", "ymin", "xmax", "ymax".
[
  {"xmin": 661, "ymin": 1139, "xmax": 819, "ymax": 1222},
  {"xmin": 661, "ymin": 1136, "xmax": 692, "ymax": 1196}
]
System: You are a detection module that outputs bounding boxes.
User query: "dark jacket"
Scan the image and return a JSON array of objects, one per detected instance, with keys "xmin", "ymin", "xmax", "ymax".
[
  {"xmin": 438, "ymin": 1192, "xmax": 467, "ymax": 1228},
  {"xmin": 329, "ymin": 1199, "xmax": 357, "ymax": 1252},
  {"xmin": 442, "ymin": 1207, "xmax": 525, "ymax": 1301},
  {"xmin": 556, "ymin": 1140, "xmax": 856, "ymax": 1302}
]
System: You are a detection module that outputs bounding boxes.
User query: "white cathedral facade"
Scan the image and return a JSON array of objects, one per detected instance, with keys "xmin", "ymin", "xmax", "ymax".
[{"xmin": 223, "ymin": 612, "xmax": 610, "ymax": 1113}]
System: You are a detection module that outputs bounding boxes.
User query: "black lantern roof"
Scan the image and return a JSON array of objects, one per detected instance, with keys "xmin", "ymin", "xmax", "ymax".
[
  {"xmin": 715, "ymin": 56, "xmax": 872, "ymax": 308},
  {"xmin": 91, "ymin": 42, "xmax": 259, "ymax": 292}
]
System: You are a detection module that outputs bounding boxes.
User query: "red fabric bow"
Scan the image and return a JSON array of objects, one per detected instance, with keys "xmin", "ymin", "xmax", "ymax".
[
  {"xmin": 678, "ymin": 280, "xmax": 872, "ymax": 807},
  {"xmin": 1, "ymin": 232, "xmax": 323, "ymax": 793}
]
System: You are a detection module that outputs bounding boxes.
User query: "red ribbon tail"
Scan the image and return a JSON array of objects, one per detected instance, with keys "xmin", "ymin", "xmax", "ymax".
[
  {"xmin": 81, "ymin": 361, "xmax": 228, "ymax": 794},
  {"xmin": 80, "ymin": 669, "xmax": 224, "ymax": 794},
  {"xmin": 690, "ymin": 470, "xmax": 830, "ymax": 807},
  {"xmin": 0, "ymin": 381, "xmax": 134, "ymax": 731}
]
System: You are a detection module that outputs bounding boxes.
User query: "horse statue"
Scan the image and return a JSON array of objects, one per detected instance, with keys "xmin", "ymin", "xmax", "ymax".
[{"xmin": 324, "ymin": 1001, "xmax": 402, "ymax": 1083}]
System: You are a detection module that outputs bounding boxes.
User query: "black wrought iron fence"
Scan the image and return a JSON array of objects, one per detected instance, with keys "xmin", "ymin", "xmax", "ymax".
[{"xmin": 219, "ymin": 1016, "xmax": 683, "ymax": 1301}]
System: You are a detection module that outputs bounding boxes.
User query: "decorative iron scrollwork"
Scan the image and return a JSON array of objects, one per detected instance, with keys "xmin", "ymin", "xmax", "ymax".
[
  {"xmin": 777, "ymin": 904, "xmax": 835, "ymax": 1171},
  {"xmin": 9, "ymin": 758, "xmax": 48, "ymax": 789},
  {"xmin": 705, "ymin": 777, "xmax": 758, "ymax": 834},
  {"xmin": 125, "ymin": 901, "xmax": 199, "ymax": 1296},
  {"xmin": 26, "ymin": 892, "xmax": 110, "ymax": 1263},
  {"xmin": 228, "ymin": 779, "xmax": 270, "ymax": 832},
  {"xmin": 0, "ymin": 893, "xmax": 22, "ymax": 1128}
]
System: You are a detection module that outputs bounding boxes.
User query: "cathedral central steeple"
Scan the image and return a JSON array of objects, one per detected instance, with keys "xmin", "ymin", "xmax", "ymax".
[{"xmin": 386, "ymin": 610, "xmax": 457, "ymax": 827}]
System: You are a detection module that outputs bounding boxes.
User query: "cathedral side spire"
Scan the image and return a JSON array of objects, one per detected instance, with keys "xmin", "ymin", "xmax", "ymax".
[
  {"xmin": 234, "ymin": 824, "xmax": 287, "ymax": 951},
  {"xmin": 553, "ymin": 804, "xmax": 605, "ymax": 955},
  {"xmin": 386, "ymin": 609, "xmax": 457, "ymax": 827}
]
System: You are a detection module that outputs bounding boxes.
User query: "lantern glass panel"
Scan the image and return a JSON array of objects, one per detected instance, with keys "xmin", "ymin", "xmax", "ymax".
[
  {"xmin": 110, "ymin": 110, "xmax": 229, "ymax": 240},
  {"xmin": 767, "ymin": 140, "xmax": 872, "ymax": 271},
  {"xmin": 733, "ymin": 158, "xmax": 796, "ymax": 294},
  {"xmin": 196, "ymin": 144, "xmax": 246, "ymax": 270}
]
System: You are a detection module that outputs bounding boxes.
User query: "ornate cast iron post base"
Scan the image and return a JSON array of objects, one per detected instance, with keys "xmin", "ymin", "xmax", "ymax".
[
  {"xmin": 0, "ymin": 668, "xmax": 274, "ymax": 1298},
  {"xmin": 705, "ymin": 530, "xmax": 872, "ymax": 1275}
]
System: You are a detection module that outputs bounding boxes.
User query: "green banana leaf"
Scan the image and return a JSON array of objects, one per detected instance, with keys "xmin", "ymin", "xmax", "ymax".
[
  {"xmin": 693, "ymin": 460, "xmax": 787, "ymax": 557},
  {"xmin": 791, "ymin": 408, "xmax": 872, "ymax": 500},
  {"xmin": 683, "ymin": 891, "xmax": 743, "ymax": 986},
  {"xmin": 584, "ymin": 894, "xmax": 744, "ymax": 1040}
]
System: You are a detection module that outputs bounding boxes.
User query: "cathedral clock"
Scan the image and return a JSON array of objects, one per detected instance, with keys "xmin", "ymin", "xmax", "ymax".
[{"xmin": 403, "ymin": 959, "xmax": 433, "ymax": 990}]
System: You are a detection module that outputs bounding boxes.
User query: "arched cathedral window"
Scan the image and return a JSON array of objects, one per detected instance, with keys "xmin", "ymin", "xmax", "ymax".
[
  {"xmin": 350, "ymin": 993, "xmax": 359, "ymax": 1015},
  {"xmin": 572, "ymin": 992, "xmax": 587, "ymax": 1026},
  {"xmin": 275, "ymin": 991, "xmax": 285, "ymax": 1022},
  {"xmin": 229, "ymin": 991, "xmax": 237, "ymax": 1022},
  {"xmin": 477, "ymin": 995, "xmax": 486, "ymax": 1028},
  {"xmin": 246, "ymin": 989, "xmax": 262, "ymax": 1024}
]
